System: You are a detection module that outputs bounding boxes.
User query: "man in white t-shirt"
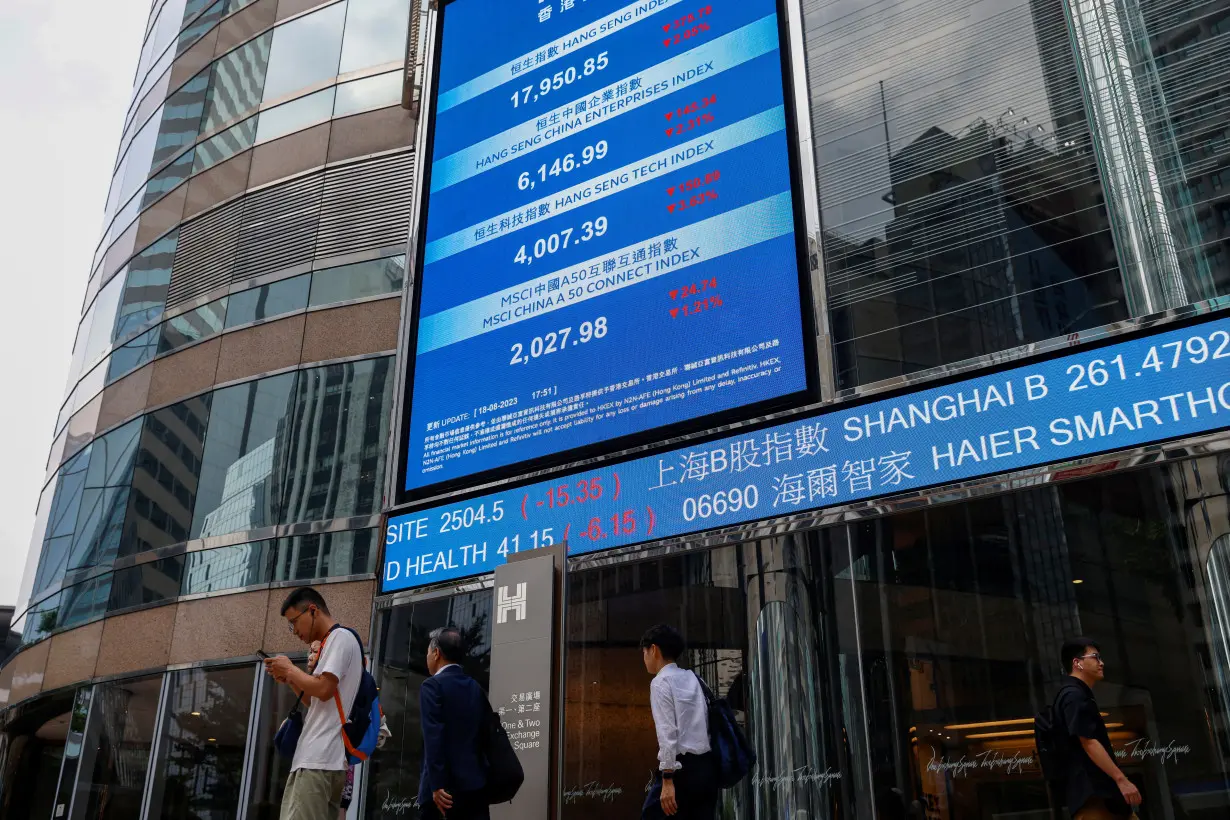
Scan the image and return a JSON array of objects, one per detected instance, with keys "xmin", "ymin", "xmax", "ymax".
[{"xmin": 265, "ymin": 587, "xmax": 363, "ymax": 820}]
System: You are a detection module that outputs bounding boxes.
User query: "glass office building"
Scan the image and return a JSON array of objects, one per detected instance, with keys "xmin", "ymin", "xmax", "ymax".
[{"xmin": 3, "ymin": 0, "xmax": 1230, "ymax": 819}]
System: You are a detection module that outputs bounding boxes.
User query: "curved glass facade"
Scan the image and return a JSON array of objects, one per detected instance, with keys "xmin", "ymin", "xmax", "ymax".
[
  {"xmin": 2, "ymin": 0, "xmax": 415, "ymax": 663},
  {"xmin": 78, "ymin": 0, "xmax": 410, "ymax": 379},
  {"xmin": 20, "ymin": 355, "xmax": 393, "ymax": 646}
]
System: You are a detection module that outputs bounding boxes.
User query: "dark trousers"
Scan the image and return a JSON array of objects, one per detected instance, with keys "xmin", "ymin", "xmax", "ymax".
[
  {"xmin": 642, "ymin": 752, "xmax": 721, "ymax": 820},
  {"xmin": 419, "ymin": 790, "xmax": 490, "ymax": 820}
]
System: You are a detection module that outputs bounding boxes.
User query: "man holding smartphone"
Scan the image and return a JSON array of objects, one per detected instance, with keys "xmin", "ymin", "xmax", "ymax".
[{"xmin": 264, "ymin": 587, "xmax": 363, "ymax": 820}]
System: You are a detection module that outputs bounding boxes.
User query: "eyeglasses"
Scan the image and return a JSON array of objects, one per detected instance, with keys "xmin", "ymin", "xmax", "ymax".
[
  {"xmin": 1078, "ymin": 653, "xmax": 1103, "ymax": 663},
  {"xmin": 287, "ymin": 608, "xmax": 312, "ymax": 633}
]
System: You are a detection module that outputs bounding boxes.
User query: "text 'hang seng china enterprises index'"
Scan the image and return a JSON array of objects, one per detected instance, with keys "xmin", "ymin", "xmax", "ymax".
[{"xmin": 405, "ymin": 0, "xmax": 810, "ymax": 493}]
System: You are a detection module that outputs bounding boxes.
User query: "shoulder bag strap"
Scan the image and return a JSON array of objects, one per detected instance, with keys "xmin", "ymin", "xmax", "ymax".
[{"xmin": 692, "ymin": 671, "xmax": 716, "ymax": 705}]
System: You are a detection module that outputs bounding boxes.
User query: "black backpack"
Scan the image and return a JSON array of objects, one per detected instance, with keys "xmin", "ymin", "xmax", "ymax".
[
  {"xmin": 1035, "ymin": 683, "xmax": 1078, "ymax": 782},
  {"xmin": 480, "ymin": 703, "xmax": 525, "ymax": 805},
  {"xmin": 693, "ymin": 672, "xmax": 757, "ymax": 788}
]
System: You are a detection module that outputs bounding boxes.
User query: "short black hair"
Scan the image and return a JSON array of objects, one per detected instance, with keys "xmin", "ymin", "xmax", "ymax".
[
  {"xmin": 639, "ymin": 624, "xmax": 685, "ymax": 661},
  {"xmin": 429, "ymin": 627, "xmax": 466, "ymax": 663},
  {"xmin": 280, "ymin": 587, "xmax": 330, "ymax": 617},
  {"xmin": 1061, "ymin": 637, "xmax": 1099, "ymax": 673}
]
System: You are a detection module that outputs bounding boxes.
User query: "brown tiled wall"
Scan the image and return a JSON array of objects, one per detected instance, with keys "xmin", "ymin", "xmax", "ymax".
[
  {"xmin": 301, "ymin": 299, "xmax": 401, "ymax": 363},
  {"xmin": 43, "ymin": 621, "xmax": 104, "ymax": 690},
  {"xmin": 185, "ymin": 152, "xmax": 254, "ymax": 220},
  {"xmin": 262, "ymin": 580, "xmax": 376, "ymax": 655},
  {"xmin": 248, "ymin": 123, "xmax": 332, "ymax": 189},
  {"xmin": 169, "ymin": 590, "xmax": 272, "ymax": 664},
  {"xmin": 327, "ymin": 107, "xmax": 415, "ymax": 163},
  {"xmin": 0, "ymin": 580, "xmax": 376, "ymax": 707},
  {"xmin": 215, "ymin": 314, "xmax": 306, "ymax": 384},
  {"xmin": 147, "ymin": 337, "xmax": 221, "ymax": 407},
  {"xmin": 95, "ymin": 605, "xmax": 177, "ymax": 678},
  {"xmin": 7, "ymin": 639, "xmax": 50, "ymax": 705}
]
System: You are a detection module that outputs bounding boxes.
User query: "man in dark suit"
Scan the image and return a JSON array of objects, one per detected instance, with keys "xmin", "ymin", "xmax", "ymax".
[{"xmin": 419, "ymin": 627, "xmax": 489, "ymax": 819}]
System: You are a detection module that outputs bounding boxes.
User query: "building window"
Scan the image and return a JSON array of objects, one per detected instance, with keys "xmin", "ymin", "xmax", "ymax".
[{"xmin": 146, "ymin": 666, "xmax": 256, "ymax": 820}]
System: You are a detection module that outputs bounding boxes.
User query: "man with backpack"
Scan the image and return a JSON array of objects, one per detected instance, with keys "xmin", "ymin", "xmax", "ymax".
[
  {"xmin": 1039, "ymin": 638, "xmax": 1142, "ymax": 819},
  {"xmin": 640, "ymin": 624, "xmax": 721, "ymax": 819},
  {"xmin": 265, "ymin": 587, "xmax": 364, "ymax": 820},
  {"xmin": 418, "ymin": 626, "xmax": 489, "ymax": 819}
]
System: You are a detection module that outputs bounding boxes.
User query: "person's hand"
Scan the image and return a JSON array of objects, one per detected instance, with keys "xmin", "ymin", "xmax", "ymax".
[
  {"xmin": 433, "ymin": 788, "xmax": 453, "ymax": 813},
  {"xmin": 660, "ymin": 778, "xmax": 677, "ymax": 816},
  {"xmin": 1117, "ymin": 776, "xmax": 1142, "ymax": 806},
  {"xmin": 307, "ymin": 640, "xmax": 322, "ymax": 672},
  {"xmin": 263, "ymin": 655, "xmax": 294, "ymax": 682}
]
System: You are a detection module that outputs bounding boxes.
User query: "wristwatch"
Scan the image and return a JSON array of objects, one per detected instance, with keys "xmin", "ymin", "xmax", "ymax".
[{"xmin": 662, "ymin": 770, "xmax": 675, "ymax": 781}]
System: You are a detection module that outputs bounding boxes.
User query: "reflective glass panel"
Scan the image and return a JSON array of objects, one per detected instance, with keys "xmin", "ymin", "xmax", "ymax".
[
  {"xmin": 204, "ymin": 32, "xmax": 273, "ymax": 134},
  {"xmin": 144, "ymin": 146, "xmax": 195, "ymax": 208},
  {"xmin": 366, "ymin": 592, "xmax": 492, "ymax": 816},
  {"xmin": 17, "ymin": 484, "xmax": 56, "ymax": 622},
  {"xmin": 254, "ymin": 87, "xmax": 335, "ymax": 144},
  {"xmin": 834, "ymin": 463, "xmax": 1230, "ymax": 820},
  {"xmin": 147, "ymin": 666, "xmax": 256, "ymax": 820},
  {"xmin": 69, "ymin": 275, "xmax": 125, "ymax": 386},
  {"xmin": 21, "ymin": 592, "xmax": 62, "ymax": 644},
  {"xmin": 1077, "ymin": 4, "xmax": 1230, "ymax": 306},
  {"xmin": 271, "ymin": 528, "xmax": 378, "ymax": 582},
  {"xmin": 49, "ymin": 688, "xmax": 94, "ymax": 820},
  {"xmin": 182, "ymin": 0, "xmax": 218, "ymax": 27},
  {"xmin": 74, "ymin": 675, "xmax": 163, "ymax": 820},
  {"xmin": 193, "ymin": 116, "xmax": 257, "ymax": 173},
  {"xmin": 57, "ymin": 574, "xmax": 113, "ymax": 630},
  {"xmin": 107, "ymin": 325, "xmax": 160, "ymax": 383},
  {"xmin": 0, "ymin": 690, "xmax": 79, "ymax": 820},
  {"xmin": 308, "ymin": 255, "xmax": 404, "ymax": 306},
  {"xmin": 113, "ymin": 230, "xmax": 178, "ymax": 343},
  {"xmin": 114, "ymin": 110, "xmax": 162, "ymax": 215},
  {"xmin": 805, "ymin": 0, "xmax": 1128, "ymax": 389},
  {"xmin": 123, "ymin": 395, "xmax": 213, "ymax": 555},
  {"xmin": 32, "ymin": 448, "xmax": 91, "ymax": 596},
  {"xmin": 261, "ymin": 2, "xmax": 346, "ymax": 103},
  {"xmin": 224, "ymin": 274, "xmax": 310, "ymax": 328},
  {"xmin": 179, "ymin": 0, "xmax": 224, "ymax": 54},
  {"xmin": 101, "ymin": 191, "xmax": 142, "ymax": 255},
  {"xmin": 153, "ymin": 70, "xmax": 210, "ymax": 167},
  {"xmin": 144, "ymin": 0, "xmax": 188, "ymax": 76},
  {"xmin": 332, "ymin": 70, "xmax": 401, "ymax": 117},
  {"xmin": 159, "ymin": 297, "xmax": 228, "ymax": 354},
  {"xmin": 276, "ymin": 357, "xmax": 393, "ymax": 524},
  {"xmin": 134, "ymin": 42, "xmax": 176, "ymax": 113},
  {"xmin": 338, "ymin": 0, "xmax": 410, "ymax": 74},
  {"xmin": 68, "ymin": 419, "xmax": 142, "ymax": 570},
  {"xmin": 192, "ymin": 372, "xmax": 297, "ymax": 539},
  {"xmin": 108, "ymin": 556, "xmax": 185, "ymax": 612},
  {"xmin": 181, "ymin": 541, "xmax": 271, "ymax": 595},
  {"xmin": 561, "ymin": 549, "xmax": 767, "ymax": 819},
  {"xmin": 247, "ymin": 664, "xmax": 306, "ymax": 820}
]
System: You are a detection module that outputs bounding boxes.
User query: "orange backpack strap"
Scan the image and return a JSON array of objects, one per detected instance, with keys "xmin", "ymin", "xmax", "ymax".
[{"xmin": 327, "ymin": 630, "xmax": 369, "ymax": 762}]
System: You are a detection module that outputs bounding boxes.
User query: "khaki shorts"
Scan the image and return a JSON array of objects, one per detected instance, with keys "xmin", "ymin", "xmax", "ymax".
[{"xmin": 281, "ymin": 768, "xmax": 347, "ymax": 820}]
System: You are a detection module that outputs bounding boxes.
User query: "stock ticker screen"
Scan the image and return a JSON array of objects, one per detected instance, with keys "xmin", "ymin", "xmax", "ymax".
[{"xmin": 402, "ymin": 0, "xmax": 812, "ymax": 494}]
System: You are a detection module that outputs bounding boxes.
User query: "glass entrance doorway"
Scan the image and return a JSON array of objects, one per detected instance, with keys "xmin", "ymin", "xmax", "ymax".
[
  {"xmin": 367, "ymin": 590, "xmax": 493, "ymax": 817},
  {"xmin": 367, "ymin": 455, "xmax": 1230, "ymax": 820}
]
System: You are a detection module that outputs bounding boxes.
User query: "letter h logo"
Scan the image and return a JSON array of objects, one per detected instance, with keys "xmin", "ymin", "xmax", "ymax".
[{"xmin": 496, "ymin": 582, "xmax": 528, "ymax": 624}]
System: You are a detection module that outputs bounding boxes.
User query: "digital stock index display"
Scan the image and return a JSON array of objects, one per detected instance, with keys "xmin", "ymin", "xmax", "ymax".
[
  {"xmin": 401, "ymin": 0, "xmax": 813, "ymax": 495},
  {"xmin": 384, "ymin": 314, "xmax": 1230, "ymax": 591}
]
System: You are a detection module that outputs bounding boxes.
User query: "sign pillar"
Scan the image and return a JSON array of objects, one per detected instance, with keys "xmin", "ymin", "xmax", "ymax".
[{"xmin": 489, "ymin": 544, "xmax": 567, "ymax": 819}]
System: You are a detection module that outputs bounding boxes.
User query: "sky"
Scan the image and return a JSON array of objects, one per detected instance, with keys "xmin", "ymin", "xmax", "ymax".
[{"xmin": 0, "ymin": 0, "xmax": 148, "ymax": 608}]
